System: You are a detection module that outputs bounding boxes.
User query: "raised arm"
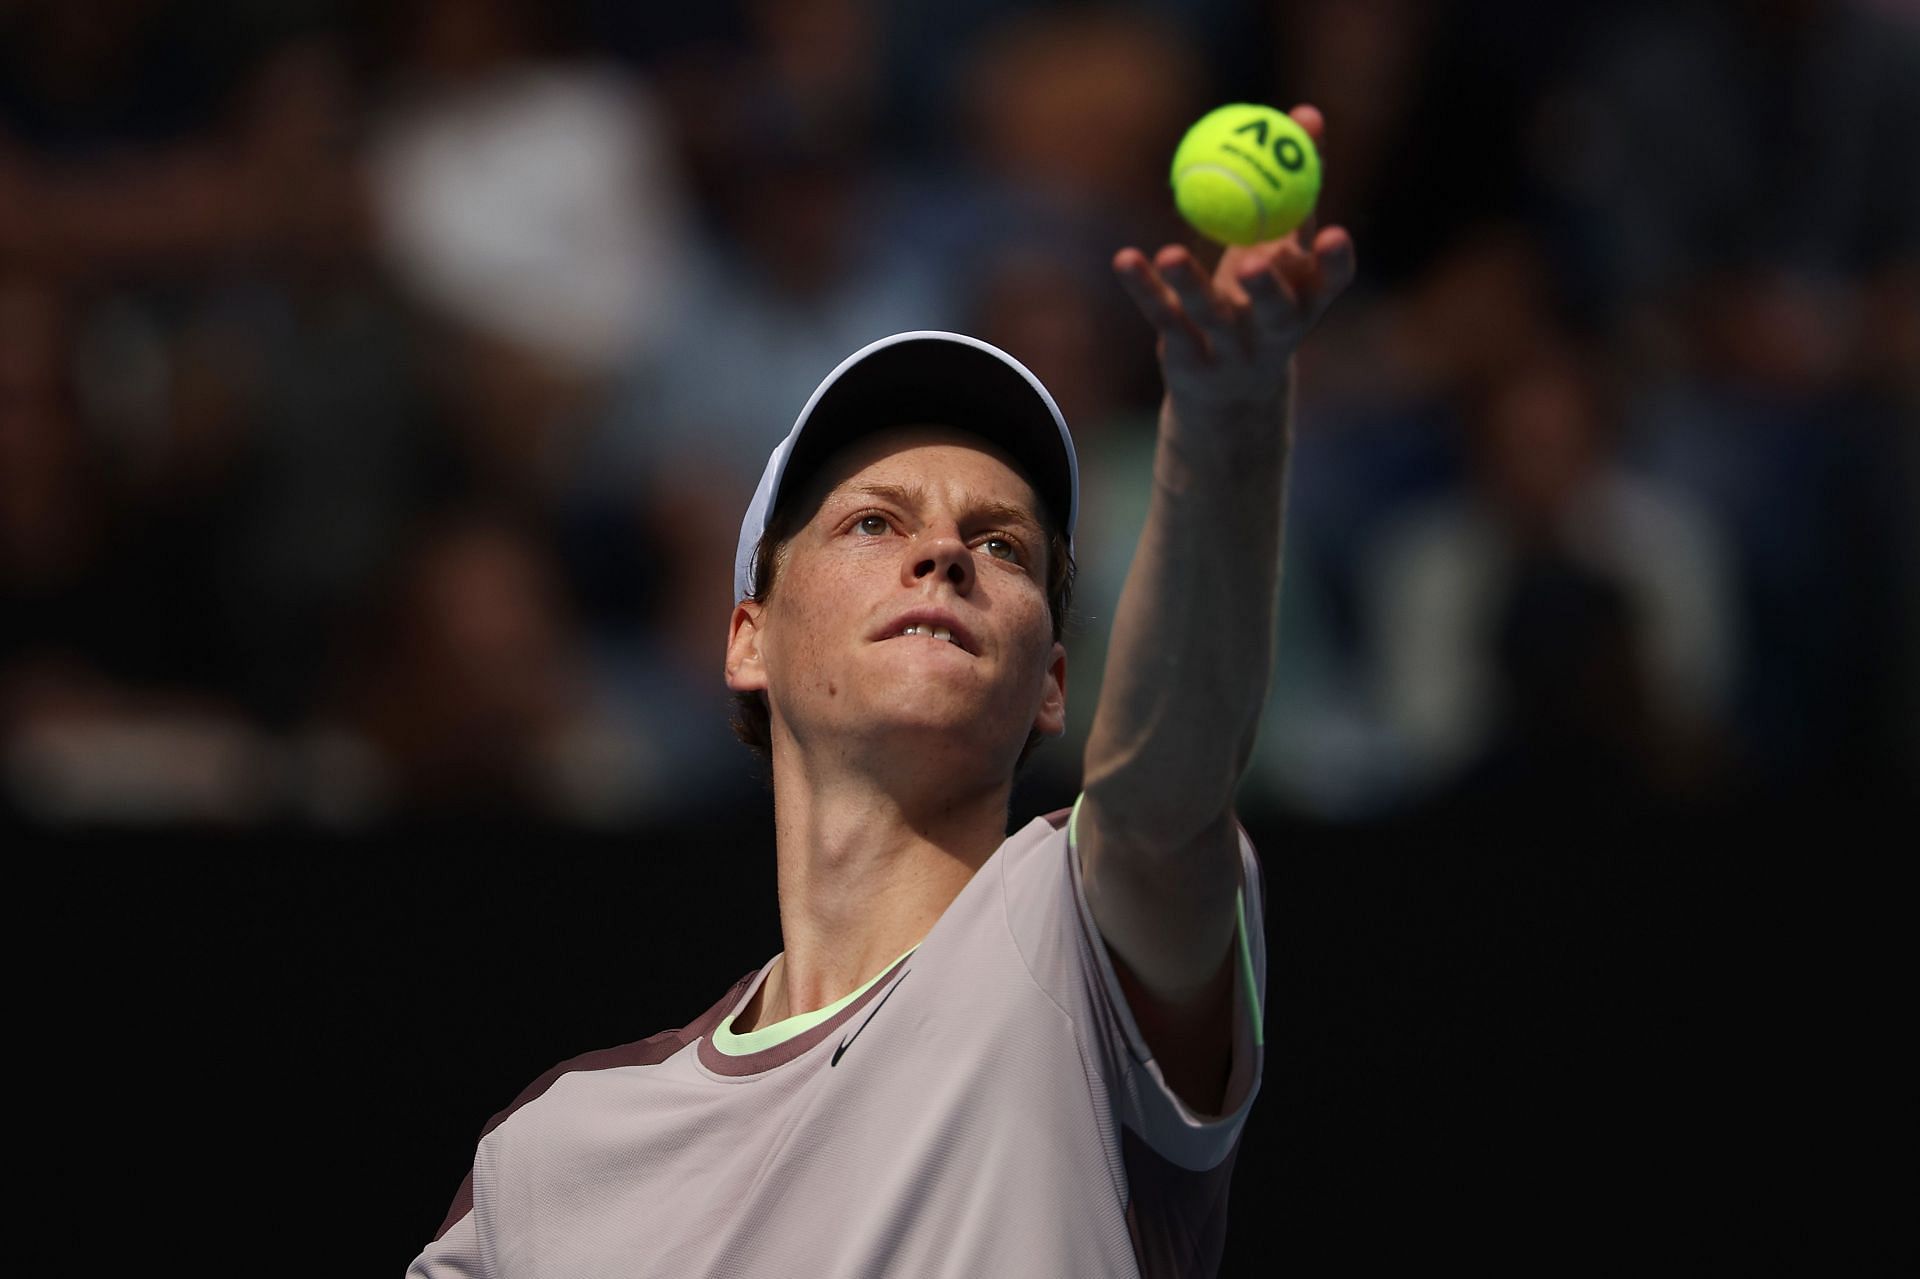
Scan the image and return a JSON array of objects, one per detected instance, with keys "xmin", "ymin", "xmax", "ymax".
[{"xmin": 1079, "ymin": 104, "xmax": 1355, "ymax": 1111}]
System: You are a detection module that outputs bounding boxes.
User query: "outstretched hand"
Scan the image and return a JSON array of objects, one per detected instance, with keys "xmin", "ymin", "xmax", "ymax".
[{"xmin": 1114, "ymin": 104, "xmax": 1356, "ymax": 426}]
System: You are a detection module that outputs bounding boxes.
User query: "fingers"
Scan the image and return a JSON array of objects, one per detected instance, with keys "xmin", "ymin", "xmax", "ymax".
[
  {"xmin": 1274, "ymin": 237, "xmax": 1319, "ymax": 296},
  {"xmin": 1112, "ymin": 247, "xmax": 1207, "ymax": 361},
  {"xmin": 1314, "ymin": 226, "xmax": 1358, "ymax": 308},
  {"xmin": 1156, "ymin": 244, "xmax": 1243, "ymax": 343},
  {"xmin": 1291, "ymin": 209, "xmax": 1321, "ymax": 257},
  {"xmin": 1119, "ymin": 227, "xmax": 1357, "ymax": 361},
  {"xmin": 1285, "ymin": 104, "xmax": 1324, "ymax": 251},
  {"xmin": 1113, "ymin": 244, "xmax": 1244, "ymax": 362},
  {"xmin": 1234, "ymin": 224, "xmax": 1358, "ymax": 348},
  {"xmin": 1235, "ymin": 265, "xmax": 1300, "ymax": 351}
]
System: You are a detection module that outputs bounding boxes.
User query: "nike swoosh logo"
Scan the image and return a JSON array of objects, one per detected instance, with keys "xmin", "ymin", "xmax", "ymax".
[{"xmin": 831, "ymin": 970, "xmax": 909, "ymax": 1066}]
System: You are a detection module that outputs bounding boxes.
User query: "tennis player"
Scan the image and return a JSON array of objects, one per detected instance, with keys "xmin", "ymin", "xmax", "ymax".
[{"xmin": 410, "ymin": 104, "xmax": 1354, "ymax": 1279}]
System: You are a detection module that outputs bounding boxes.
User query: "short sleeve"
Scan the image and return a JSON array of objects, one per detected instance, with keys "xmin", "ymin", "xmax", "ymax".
[{"xmin": 1058, "ymin": 799, "xmax": 1267, "ymax": 1173}]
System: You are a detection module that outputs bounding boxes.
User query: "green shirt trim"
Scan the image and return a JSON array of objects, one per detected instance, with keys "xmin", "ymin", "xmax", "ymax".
[{"xmin": 711, "ymin": 940, "xmax": 921, "ymax": 1057}]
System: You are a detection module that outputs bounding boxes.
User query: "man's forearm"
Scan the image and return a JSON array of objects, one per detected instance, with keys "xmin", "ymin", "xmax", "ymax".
[{"xmin": 1081, "ymin": 379, "xmax": 1294, "ymax": 851}]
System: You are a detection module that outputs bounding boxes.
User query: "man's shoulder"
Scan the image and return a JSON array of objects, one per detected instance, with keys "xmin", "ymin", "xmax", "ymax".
[
  {"xmin": 976, "ymin": 805, "xmax": 1076, "ymax": 897},
  {"xmin": 1001, "ymin": 805, "xmax": 1074, "ymax": 851},
  {"xmin": 1026, "ymin": 805, "xmax": 1074, "ymax": 836},
  {"xmin": 479, "ymin": 971, "xmax": 757, "ymax": 1140}
]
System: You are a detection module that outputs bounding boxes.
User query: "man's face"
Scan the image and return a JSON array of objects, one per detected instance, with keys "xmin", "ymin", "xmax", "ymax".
[{"xmin": 726, "ymin": 424, "xmax": 1067, "ymax": 779}]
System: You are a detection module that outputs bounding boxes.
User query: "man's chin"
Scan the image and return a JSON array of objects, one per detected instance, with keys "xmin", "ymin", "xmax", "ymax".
[{"xmin": 850, "ymin": 712, "xmax": 1027, "ymax": 778}]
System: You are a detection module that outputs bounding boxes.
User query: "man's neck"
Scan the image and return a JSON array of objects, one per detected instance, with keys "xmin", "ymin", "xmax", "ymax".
[{"xmin": 745, "ymin": 747, "xmax": 1011, "ymax": 1030}]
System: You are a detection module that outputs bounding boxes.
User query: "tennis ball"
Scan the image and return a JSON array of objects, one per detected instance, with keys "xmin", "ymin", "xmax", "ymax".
[{"xmin": 1170, "ymin": 104, "xmax": 1321, "ymax": 245}]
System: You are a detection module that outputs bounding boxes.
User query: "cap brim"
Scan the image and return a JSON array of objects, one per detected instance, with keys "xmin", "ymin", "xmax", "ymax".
[
  {"xmin": 780, "ymin": 332, "xmax": 1077, "ymax": 539},
  {"xmin": 734, "ymin": 331, "xmax": 1079, "ymax": 605}
]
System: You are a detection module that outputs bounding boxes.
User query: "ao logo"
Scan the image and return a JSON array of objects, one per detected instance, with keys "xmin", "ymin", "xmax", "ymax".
[{"xmin": 1232, "ymin": 117, "xmax": 1309, "ymax": 174}]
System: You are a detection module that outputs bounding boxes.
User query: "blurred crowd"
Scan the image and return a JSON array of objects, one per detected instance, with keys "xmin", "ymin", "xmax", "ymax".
[{"xmin": 1, "ymin": 0, "xmax": 1914, "ymax": 833}]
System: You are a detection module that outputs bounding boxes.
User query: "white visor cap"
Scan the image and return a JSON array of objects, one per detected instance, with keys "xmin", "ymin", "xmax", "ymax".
[{"xmin": 732, "ymin": 330, "xmax": 1079, "ymax": 604}]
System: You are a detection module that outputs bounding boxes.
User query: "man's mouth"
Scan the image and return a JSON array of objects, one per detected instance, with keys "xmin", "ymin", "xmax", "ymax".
[
  {"xmin": 880, "ymin": 613, "xmax": 976, "ymax": 653},
  {"xmin": 898, "ymin": 623, "xmax": 958, "ymax": 645}
]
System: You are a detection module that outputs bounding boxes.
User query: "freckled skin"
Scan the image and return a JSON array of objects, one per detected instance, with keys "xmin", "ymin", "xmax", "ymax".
[{"xmin": 727, "ymin": 425, "xmax": 1067, "ymax": 798}]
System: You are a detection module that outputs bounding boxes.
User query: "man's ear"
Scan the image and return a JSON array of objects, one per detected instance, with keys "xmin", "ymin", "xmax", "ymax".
[
  {"xmin": 1033, "ymin": 641, "xmax": 1067, "ymax": 738},
  {"xmin": 725, "ymin": 600, "xmax": 768, "ymax": 694}
]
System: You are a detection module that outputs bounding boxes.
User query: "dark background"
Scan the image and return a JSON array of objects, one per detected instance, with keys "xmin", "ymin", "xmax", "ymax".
[{"xmin": 18, "ymin": 790, "xmax": 1840, "ymax": 1275}]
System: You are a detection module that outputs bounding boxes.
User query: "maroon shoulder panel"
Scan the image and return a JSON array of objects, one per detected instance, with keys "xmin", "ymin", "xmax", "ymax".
[{"xmin": 432, "ymin": 971, "xmax": 758, "ymax": 1241}]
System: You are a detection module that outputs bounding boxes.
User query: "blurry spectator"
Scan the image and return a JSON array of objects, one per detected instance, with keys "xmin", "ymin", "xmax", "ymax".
[
  {"xmin": 1522, "ymin": 0, "xmax": 1918, "ymax": 796},
  {"xmin": 0, "ymin": 4, "xmax": 367, "ymax": 276},
  {"xmin": 1227, "ymin": 224, "xmax": 1566, "ymax": 820},
  {"xmin": 1538, "ymin": 0, "xmax": 1919, "ymax": 334},
  {"xmin": 0, "ymin": 269, "xmax": 278, "ymax": 826},
  {"xmin": 647, "ymin": 0, "xmax": 881, "ymax": 210},
  {"xmin": 1462, "ymin": 550, "xmax": 1702, "ymax": 816},
  {"xmin": 322, "ymin": 507, "xmax": 653, "ymax": 826},
  {"xmin": 1357, "ymin": 334, "xmax": 1741, "ymax": 815},
  {"xmin": 1273, "ymin": 0, "xmax": 1615, "ymax": 296},
  {"xmin": 144, "ymin": 36, "xmax": 447, "ymax": 732},
  {"xmin": 359, "ymin": 0, "xmax": 710, "ymax": 777},
  {"xmin": 197, "ymin": 274, "xmax": 446, "ymax": 729},
  {"xmin": 1627, "ymin": 269, "xmax": 1915, "ymax": 795},
  {"xmin": 363, "ymin": 0, "xmax": 695, "ymax": 386},
  {"xmin": 1282, "ymin": 224, "xmax": 1570, "ymax": 647},
  {"xmin": 6, "ymin": 26, "xmax": 433, "ymax": 728},
  {"xmin": 360, "ymin": 0, "xmax": 700, "ymax": 650},
  {"xmin": 950, "ymin": 5, "xmax": 1208, "ymax": 246},
  {"xmin": 882, "ymin": 2, "xmax": 1213, "ymax": 339},
  {"xmin": 874, "ymin": 0, "xmax": 1269, "ymax": 162}
]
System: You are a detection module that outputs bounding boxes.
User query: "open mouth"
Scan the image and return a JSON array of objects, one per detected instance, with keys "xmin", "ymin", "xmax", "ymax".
[
  {"xmin": 898, "ymin": 623, "xmax": 958, "ymax": 645},
  {"xmin": 881, "ymin": 615, "xmax": 977, "ymax": 654}
]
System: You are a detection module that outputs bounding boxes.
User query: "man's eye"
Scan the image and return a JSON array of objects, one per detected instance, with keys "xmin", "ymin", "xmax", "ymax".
[
  {"xmin": 855, "ymin": 514, "xmax": 890, "ymax": 536},
  {"xmin": 982, "ymin": 537, "xmax": 1021, "ymax": 563}
]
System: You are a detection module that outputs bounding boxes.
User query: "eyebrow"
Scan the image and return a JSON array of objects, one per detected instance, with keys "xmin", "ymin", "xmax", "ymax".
[{"xmin": 842, "ymin": 482, "xmax": 1044, "ymax": 540}]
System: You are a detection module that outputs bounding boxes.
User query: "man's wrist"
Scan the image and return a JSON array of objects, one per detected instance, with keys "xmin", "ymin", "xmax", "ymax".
[{"xmin": 1151, "ymin": 403, "xmax": 1293, "ymax": 500}]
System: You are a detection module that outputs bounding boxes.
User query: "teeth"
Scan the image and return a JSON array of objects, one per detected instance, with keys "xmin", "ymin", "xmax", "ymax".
[{"xmin": 901, "ymin": 624, "xmax": 957, "ymax": 645}]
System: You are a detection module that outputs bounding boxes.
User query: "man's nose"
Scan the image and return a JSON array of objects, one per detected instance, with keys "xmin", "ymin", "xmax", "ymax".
[{"xmin": 907, "ymin": 533, "xmax": 975, "ymax": 593}]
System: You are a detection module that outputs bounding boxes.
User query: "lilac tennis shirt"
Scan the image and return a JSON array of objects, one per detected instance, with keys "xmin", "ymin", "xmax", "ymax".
[{"xmin": 409, "ymin": 802, "xmax": 1268, "ymax": 1278}]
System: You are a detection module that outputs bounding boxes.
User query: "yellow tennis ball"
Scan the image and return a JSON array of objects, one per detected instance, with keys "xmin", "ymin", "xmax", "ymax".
[{"xmin": 1170, "ymin": 103, "xmax": 1322, "ymax": 246}]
